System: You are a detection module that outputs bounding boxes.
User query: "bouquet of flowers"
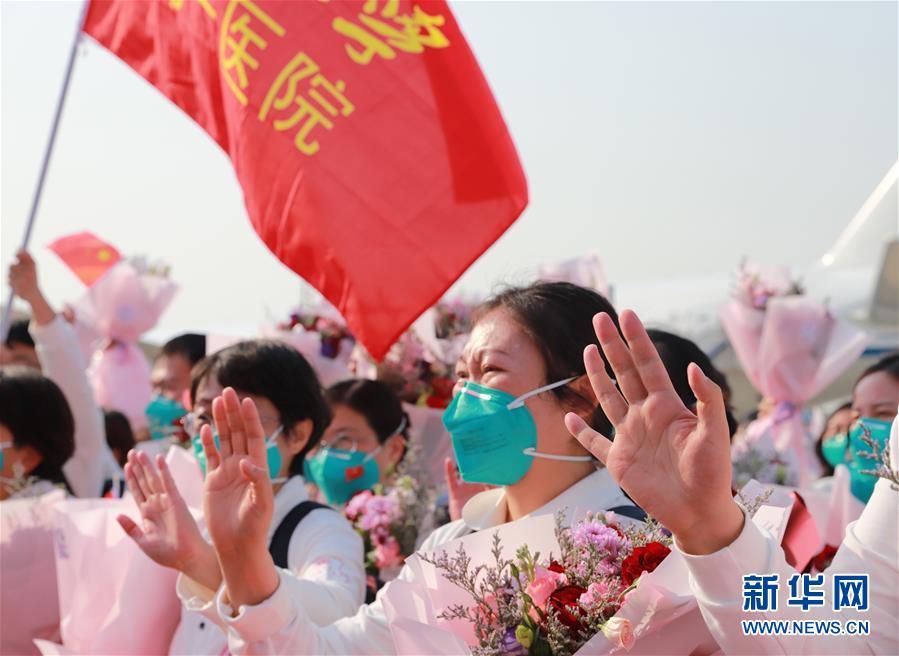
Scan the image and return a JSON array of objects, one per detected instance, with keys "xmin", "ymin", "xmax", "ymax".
[
  {"xmin": 373, "ymin": 331, "xmax": 457, "ymax": 408},
  {"xmin": 732, "ymin": 262, "xmax": 804, "ymax": 311},
  {"xmin": 721, "ymin": 262, "xmax": 868, "ymax": 487},
  {"xmin": 76, "ymin": 257, "xmax": 178, "ymax": 429},
  {"xmin": 345, "ymin": 474, "xmax": 433, "ymax": 591},
  {"xmin": 433, "ymin": 297, "xmax": 475, "ymax": 341},
  {"xmin": 262, "ymin": 303, "xmax": 355, "ymax": 386},
  {"xmin": 351, "ymin": 295, "xmax": 476, "ymax": 408},
  {"xmin": 420, "ymin": 511, "xmax": 673, "ymax": 655},
  {"xmin": 275, "ymin": 307, "xmax": 354, "ymax": 360},
  {"xmin": 731, "ymin": 429, "xmax": 800, "ymax": 488}
]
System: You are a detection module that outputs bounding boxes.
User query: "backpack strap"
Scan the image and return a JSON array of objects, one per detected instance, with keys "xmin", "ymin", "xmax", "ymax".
[
  {"xmin": 268, "ymin": 501, "xmax": 333, "ymax": 569},
  {"xmin": 607, "ymin": 504, "xmax": 648, "ymax": 523}
]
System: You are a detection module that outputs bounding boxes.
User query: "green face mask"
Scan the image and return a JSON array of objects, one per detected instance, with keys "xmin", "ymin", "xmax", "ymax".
[
  {"xmin": 821, "ymin": 432, "xmax": 849, "ymax": 468},
  {"xmin": 847, "ymin": 417, "xmax": 893, "ymax": 503},
  {"xmin": 145, "ymin": 395, "xmax": 188, "ymax": 441},
  {"xmin": 442, "ymin": 377, "xmax": 592, "ymax": 486},
  {"xmin": 190, "ymin": 427, "xmax": 284, "ymax": 480},
  {"xmin": 303, "ymin": 447, "xmax": 381, "ymax": 505}
]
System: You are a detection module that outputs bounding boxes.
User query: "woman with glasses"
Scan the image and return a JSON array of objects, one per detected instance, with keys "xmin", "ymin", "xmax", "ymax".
[
  {"xmin": 304, "ymin": 379, "xmax": 409, "ymax": 506},
  {"xmin": 116, "ymin": 340, "xmax": 366, "ymax": 655}
]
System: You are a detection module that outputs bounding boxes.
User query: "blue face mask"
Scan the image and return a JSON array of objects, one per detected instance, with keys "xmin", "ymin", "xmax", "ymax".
[
  {"xmin": 0, "ymin": 441, "xmax": 12, "ymax": 471},
  {"xmin": 821, "ymin": 432, "xmax": 849, "ymax": 468},
  {"xmin": 146, "ymin": 395, "xmax": 188, "ymax": 441},
  {"xmin": 846, "ymin": 417, "xmax": 893, "ymax": 503},
  {"xmin": 304, "ymin": 446, "xmax": 381, "ymax": 505},
  {"xmin": 191, "ymin": 426, "xmax": 284, "ymax": 481},
  {"xmin": 442, "ymin": 377, "xmax": 593, "ymax": 486}
]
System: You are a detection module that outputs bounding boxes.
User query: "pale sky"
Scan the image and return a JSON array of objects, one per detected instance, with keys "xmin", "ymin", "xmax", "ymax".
[{"xmin": 2, "ymin": 0, "xmax": 896, "ymax": 342}]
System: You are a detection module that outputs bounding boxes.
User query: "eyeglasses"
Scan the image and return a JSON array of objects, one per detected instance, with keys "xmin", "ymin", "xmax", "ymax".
[
  {"xmin": 181, "ymin": 411, "xmax": 281, "ymax": 436},
  {"xmin": 319, "ymin": 433, "xmax": 381, "ymax": 453}
]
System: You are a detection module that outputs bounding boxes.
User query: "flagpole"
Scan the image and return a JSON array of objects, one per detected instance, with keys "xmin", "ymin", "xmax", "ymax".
[{"xmin": 0, "ymin": 0, "xmax": 89, "ymax": 342}]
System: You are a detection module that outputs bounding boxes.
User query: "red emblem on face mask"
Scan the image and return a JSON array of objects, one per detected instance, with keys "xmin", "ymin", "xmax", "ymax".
[{"xmin": 345, "ymin": 465, "xmax": 364, "ymax": 482}]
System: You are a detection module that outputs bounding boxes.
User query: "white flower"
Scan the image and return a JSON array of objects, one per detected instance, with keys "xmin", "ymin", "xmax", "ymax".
[{"xmin": 602, "ymin": 617, "xmax": 635, "ymax": 651}]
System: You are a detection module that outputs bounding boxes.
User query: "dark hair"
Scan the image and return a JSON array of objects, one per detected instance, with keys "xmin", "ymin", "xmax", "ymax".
[
  {"xmin": 856, "ymin": 352, "xmax": 899, "ymax": 387},
  {"xmin": 190, "ymin": 340, "xmax": 331, "ymax": 476},
  {"xmin": 326, "ymin": 379, "xmax": 410, "ymax": 444},
  {"xmin": 161, "ymin": 333, "xmax": 206, "ymax": 366},
  {"xmin": 647, "ymin": 329, "xmax": 738, "ymax": 438},
  {"xmin": 814, "ymin": 401, "xmax": 852, "ymax": 476},
  {"xmin": 5, "ymin": 319, "xmax": 34, "ymax": 348},
  {"xmin": 104, "ymin": 409, "xmax": 135, "ymax": 468},
  {"xmin": 0, "ymin": 367, "xmax": 74, "ymax": 486},
  {"xmin": 475, "ymin": 281, "xmax": 620, "ymax": 434}
]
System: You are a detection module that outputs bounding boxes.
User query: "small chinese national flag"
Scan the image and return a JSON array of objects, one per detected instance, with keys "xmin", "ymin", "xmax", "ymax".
[
  {"xmin": 82, "ymin": 0, "xmax": 528, "ymax": 359},
  {"xmin": 47, "ymin": 231, "xmax": 122, "ymax": 287}
]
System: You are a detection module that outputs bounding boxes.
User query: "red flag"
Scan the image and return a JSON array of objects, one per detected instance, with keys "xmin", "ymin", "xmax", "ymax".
[
  {"xmin": 47, "ymin": 231, "xmax": 122, "ymax": 286},
  {"xmin": 83, "ymin": 0, "xmax": 527, "ymax": 359}
]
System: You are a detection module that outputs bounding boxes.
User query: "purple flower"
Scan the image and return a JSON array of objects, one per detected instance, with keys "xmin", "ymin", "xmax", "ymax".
[
  {"xmin": 572, "ymin": 520, "xmax": 628, "ymax": 557},
  {"xmin": 500, "ymin": 627, "xmax": 528, "ymax": 656}
]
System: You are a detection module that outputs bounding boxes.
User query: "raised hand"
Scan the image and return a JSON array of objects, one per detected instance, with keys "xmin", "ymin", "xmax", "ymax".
[
  {"xmin": 117, "ymin": 450, "xmax": 220, "ymax": 589},
  {"xmin": 8, "ymin": 250, "xmax": 54, "ymax": 325},
  {"xmin": 565, "ymin": 310, "xmax": 743, "ymax": 555},
  {"xmin": 201, "ymin": 387, "xmax": 279, "ymax": 608},
  {"xmin": 444, "ymin": 458, "xmax": 491, "ymax": 522}
]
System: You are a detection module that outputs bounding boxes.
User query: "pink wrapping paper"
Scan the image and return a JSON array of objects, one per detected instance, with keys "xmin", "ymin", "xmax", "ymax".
[
  {"xmin": 161, "ymin": 444, "xmax": 205, "ymax": 514},
  {"xmin": 382, "ymin": 514, "xmax": 718, "ymax": 655},
  {"xmin": 77, "ymin": 261, "xmax": 177, "ymax": 428},
  {"xmin": 821, "ymin": 466, "xmax": 864, "ymax": 546},
  {"xmin": 37, "ymin": 496, "xmax": 181, "ymax": 655},
  {"xmin": 1, "ymin": 490, "xmax": 67, "ymax": 656},
  {"xmin": 722, "ymin": 295, "xmax": 868, "ymax": 487},
  {"xmin": 88, "ymin": 342, "xmax": 153, "ymax": 429},
  {"xmin": 39, "ymin": 444, "xmax": 199, "ymax": 656}
]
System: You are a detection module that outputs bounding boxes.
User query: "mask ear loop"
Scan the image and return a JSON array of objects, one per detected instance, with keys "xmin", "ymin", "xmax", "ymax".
[
  {"xmin": 521, "ymin": 447, "xmax": 594, "ymax": 462},
  {"xmin": 507, "ymin": 376, "xmax": 578, "ymax": 410},
  {"xmin": 266, "ymin": 426, "xmax": 290, "ymax": 485},
  {"xmin": 265, "ymin": 425, "xmax": 284, "ymax": 446},
  {"xmin": 362, "ymin": 445, "xmax": 383, "ymax": 463},
  {"xmin": 509, "ymin": 376, "xmax": 595, "ymax": 462}
]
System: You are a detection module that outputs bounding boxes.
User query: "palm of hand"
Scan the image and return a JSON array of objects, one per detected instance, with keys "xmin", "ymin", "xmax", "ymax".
[
  {"xmin": 204, "ymin": 454, "xmax": 270, "ymax": 550},
  {"xmin": 136, "ymin": 490, "xmax": 197, "ymax": 569},
  {"xmin": 606, "ymin": 392, "xmax": 725, "ymax": 530},
  {"xmin": 567, "ymin": 310, "xmax": 735, "ymax": 541}
]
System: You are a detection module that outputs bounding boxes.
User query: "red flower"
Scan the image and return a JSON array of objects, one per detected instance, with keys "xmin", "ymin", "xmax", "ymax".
[
  {"xmin": 548, "ymin": 560, "xmax": 566, "ymax": 575},
  {"xmin": 425, "ymin": 395, "xmax": 449, "ymax": 409},
  {"xmin": 810, "ymin": 544, "xmax": 838, "ymax": 573},
  {"xmin": 621, "ymin": 542, "xmax": 671, "ymax": 586},
  {"xmin": 547, "ymin": 585, "xmax": 588, "ymax": 636}
]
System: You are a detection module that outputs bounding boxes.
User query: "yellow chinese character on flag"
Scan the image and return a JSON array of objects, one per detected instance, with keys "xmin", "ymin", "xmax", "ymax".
[
  {"xmin": 333, "ymin": 0, "xmax": 450, "ymax": 65},
  {"xmin": 168, "ymin": 0, "xmax": 217, "ymax": 21},
  {"xmin": 220, "ymin": 0, "xmax": 286, "ymax": 105},
  {"xmin": 259, "ymin": 53, "xmax": 354, "ymax": 156}
]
